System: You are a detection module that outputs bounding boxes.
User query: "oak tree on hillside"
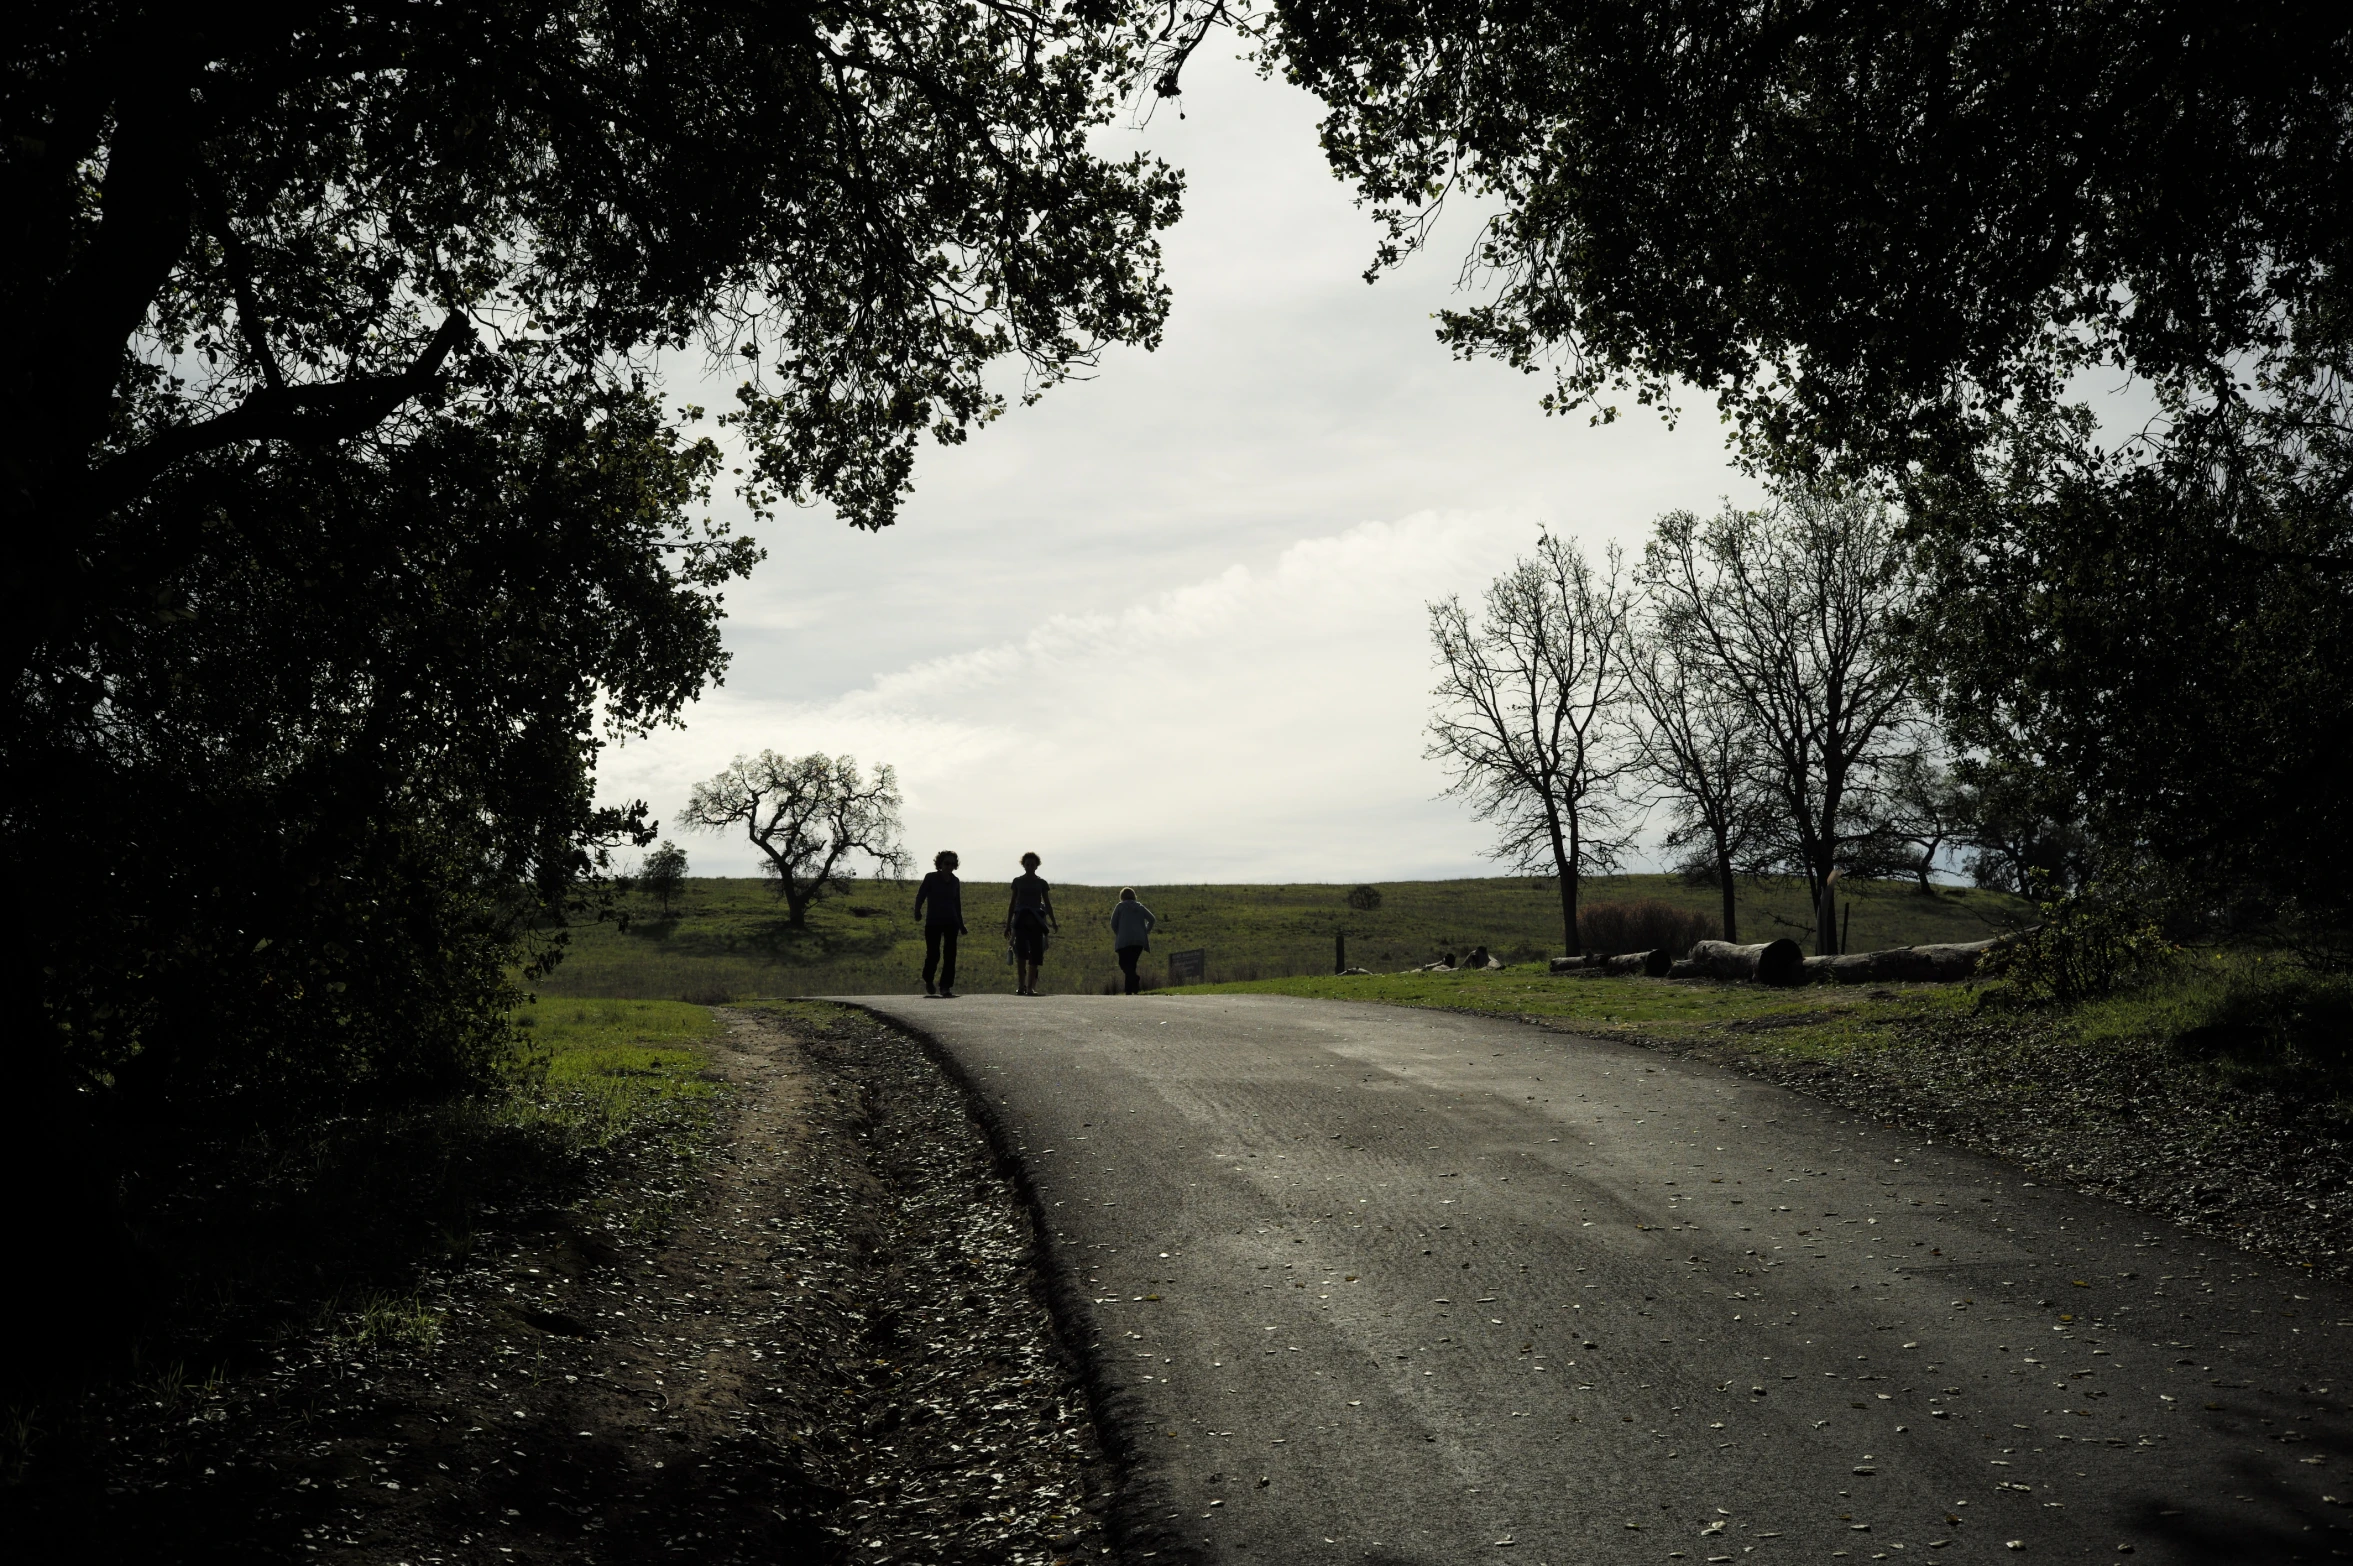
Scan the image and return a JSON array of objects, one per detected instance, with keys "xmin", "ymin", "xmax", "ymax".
[
  {"xmin": 639, "ymin": 841, "xmax": 690, "ymax": 918},
  {"xmin": 681, "ymin": 753, "xmax": 907, "ymax": 926}
]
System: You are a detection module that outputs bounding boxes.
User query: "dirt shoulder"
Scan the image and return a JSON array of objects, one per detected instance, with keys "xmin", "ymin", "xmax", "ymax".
[{"xmin": 6, "ymin": 1002, "xmax": 1113, "ymax": 1566}]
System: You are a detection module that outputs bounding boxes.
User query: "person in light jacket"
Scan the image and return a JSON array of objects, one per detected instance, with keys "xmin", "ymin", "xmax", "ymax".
[{"xmin": 1109, "ymin": 887, "xmax": 1157, "ymax": 995}]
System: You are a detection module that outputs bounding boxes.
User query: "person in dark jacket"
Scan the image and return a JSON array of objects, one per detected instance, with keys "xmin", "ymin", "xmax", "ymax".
[
  {"xmin": 1108, "ymin": 887, "xmax": 1156, "ymax": 995},
  {"xmin": 1003, "ymin": 851, "xmax": 1058, "ymax": 996},
  {"xmin": 913, "ymin": 850, "xmax": 965, "ymax": 997}
]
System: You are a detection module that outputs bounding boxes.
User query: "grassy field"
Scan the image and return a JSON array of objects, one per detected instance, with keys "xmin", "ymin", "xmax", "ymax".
[
  {"xmin": 533, "ymin": 872, "xmax": 2027, "ymax": 1001},
  {"xmin": 516, "ymin": 995, "xmax": 725, "ymax": 1140},
  {"xmin": 1184, "ymin": 947, "xmax": 2353, "ymax": 1102},
  {"xmin": 1174, "ymin": 961, "xmax": 1969, "ymax": 1051}
]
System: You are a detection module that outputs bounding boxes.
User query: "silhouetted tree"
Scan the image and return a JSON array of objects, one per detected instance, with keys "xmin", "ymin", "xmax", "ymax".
[
  {"xmin": 1639, "ymin": 484, "xmax": 1923, "ymax": 945},
  {"xmin": 5, "ymin": 3, "xmax": 1175, "ymax": 1101},
  {"xmin": 682, "ymin": 753, "xmax": 907, "ymax": 926},
  {"xmin": 3, "ymin": 2, "xmax": 1185, "ymax": 1354},
  {"xmin": 1625, "ymin": 627, "xmax": 1768, "ymax": 943},
  {"xmin": 1427, "ymin": 534, "xmax": 1635, "ymax": 954},
  {"xmin": 1253, "ymin": 0, "xmax": 2353, "ymax": 921},
  {"xmin": 639, "ymin": 842, "xmax": 690, "ymax": 917}
]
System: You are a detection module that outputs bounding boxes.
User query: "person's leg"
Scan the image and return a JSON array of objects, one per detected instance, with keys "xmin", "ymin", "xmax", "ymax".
[
  {"xmin": 939, "ymin": 928, "xmax": 959, "ymax": 994},
  {"xmin": 923, "ymin": 926, "xmax": 942, "ymax": 993},
  {"xmin": 1117, "ymin": 945, "xmax": 1140, "ymax": 994}
]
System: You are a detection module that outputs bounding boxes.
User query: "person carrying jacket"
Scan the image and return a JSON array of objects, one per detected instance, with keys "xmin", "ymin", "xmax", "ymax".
[
  {"xmin": 913, "ymin": 850, "xmax": 966, "ymax": 997},
  {"xmin": 1004, "ymin": 851, "xmax": 1058, "ymax": 996},
  {"xmin": 1109, "ymin": 887, "xmax": 1157, "ymax": 995}
]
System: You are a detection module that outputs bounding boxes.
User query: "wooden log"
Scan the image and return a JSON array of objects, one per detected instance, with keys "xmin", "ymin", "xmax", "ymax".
[
  {"xmin": 1554, "ymin": 949, "xmax": 1675, "ymax": 976},
  {"xmin": 1683, "ymin": 938, "xmax": 1806, "ymax": 987},
  {"xmin": 1801, "ymin": 936, "xmax": 2013, "ymax": 984}
]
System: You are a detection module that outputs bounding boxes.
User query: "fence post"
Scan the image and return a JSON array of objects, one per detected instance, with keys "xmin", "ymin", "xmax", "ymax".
[{"xmin": 1335, "ymin": 931, "xmax": 1347, "ymax": 974}]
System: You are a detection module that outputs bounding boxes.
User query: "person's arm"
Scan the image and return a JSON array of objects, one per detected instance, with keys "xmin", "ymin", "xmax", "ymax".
[
  {"xmin": 1003, "ymin": 888, "xmax": 1016, "ymax": 935},
  {"xmin": 1043, "ymin": 886, "xmax": 1058, "ymax": 932},
  {"xmin": 913, "ymin": 875, "xmax": 930, "ymax": 922}
]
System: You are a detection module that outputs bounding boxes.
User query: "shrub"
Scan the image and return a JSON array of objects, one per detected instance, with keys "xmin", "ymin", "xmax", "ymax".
[
  {"xmin": 1986, "ymin": 869, "xmax": 2177, "ymax": 1005},
  {"xmin": 1576, "ymin": 900, "xmax": 1718, "ymax": 957},
  {"xmin": 1346, "ymin": 884, "xmax": 1383, "ymax": 912},
  {"xmin": 2171, "ymin": 962, "xmax": 2353, "ymax": 1097}
]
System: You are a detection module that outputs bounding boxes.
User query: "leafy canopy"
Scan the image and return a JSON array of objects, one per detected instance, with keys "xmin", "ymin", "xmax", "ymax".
[
  {"xmin": 1249, "ymin": 0, "xmax": 2353, "ymax": 918},
  {"xmin": 3, "ymin": 1, "xmax": 1187, "ymax": 1134}
]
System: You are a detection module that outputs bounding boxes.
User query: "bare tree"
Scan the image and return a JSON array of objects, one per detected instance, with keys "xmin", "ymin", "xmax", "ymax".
[
  {"xmin": 679, "ymin": 751, "xmax": 906, "ymax": 926},
  {"xmin": 1879, "ymin": 751, "xmax": 1974, "ymax": 893},
  {"xmin": 1626, "ymin": 631, "xmax": 1769, "ymax": 943},
  {"xmin": 1639, "ymin": 484, "xmax": 1922, "ymax": 953},
  {"xmin": 1427, "ymin": 533, "xmax": 1636, "ymax": 954}
]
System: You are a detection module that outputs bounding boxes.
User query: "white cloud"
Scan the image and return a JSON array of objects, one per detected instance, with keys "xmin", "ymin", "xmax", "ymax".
[
  {"xmin": 603, "ymin": 510, "xmax": 1570, "ymax": 883},
  {"xmin": 601, "ymin": 47, "xmax": 1772, "ymax": 884}
]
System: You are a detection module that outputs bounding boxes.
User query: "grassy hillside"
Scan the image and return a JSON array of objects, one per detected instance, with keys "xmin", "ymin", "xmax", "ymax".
[{"xmin": 531, "ymin": 873, "xmax": 2027, "ymax": 1001}]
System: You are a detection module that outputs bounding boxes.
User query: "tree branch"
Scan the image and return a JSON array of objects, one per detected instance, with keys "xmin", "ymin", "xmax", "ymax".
[{"xmin": 91, "ymin": 313, "xmax": 472, "ymax": 502}]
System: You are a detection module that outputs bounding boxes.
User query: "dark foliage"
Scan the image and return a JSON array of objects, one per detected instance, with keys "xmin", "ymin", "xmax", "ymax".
[
  {"xmin": 4, "ymin": 5, "xmax": 1175, "ymax": 1095},
  {"xmin": 1913, "ymin": 412, "xmax": 2353, "ymax": 918},
  {"xmin": 2, "ymin": 1, "xmax": 1183, "ymax": 1362},
  {"xmin": 1261, "ymin": 0, "xmax": 2353, "ymax": 923},
  {"xmin": 1984, "ymin": 870, "xmax": 2177, "ymax": 1006},
  {"xmin": 1576, "ymin": 899, "xmax": 1716, "ymax": 959},
  {"xmin": 639, "ymin": 842, "xmax": 690, "ymax": 917}
]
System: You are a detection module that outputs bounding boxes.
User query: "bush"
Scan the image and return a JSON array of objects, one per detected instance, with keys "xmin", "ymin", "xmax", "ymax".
[
  {"xmin": 2171, "ymin": 963, "xmax": 2353, "ymax": 1097},
  {"xmin": 1346, "ymin": 884, "xmax": 1383, "ymax": 912},
  {"xmin": 1986, "ymin": 869, "xmax": 2176, "ymax": 1005},
  {"xmin": 1576, "ymin": 900, "xmax": 1718, "ymax": 957}
]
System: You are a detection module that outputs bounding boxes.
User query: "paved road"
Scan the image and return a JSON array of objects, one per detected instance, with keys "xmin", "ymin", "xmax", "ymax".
[{"xmin": 849, "ymin": 993, "xmax": 2353, "ymax": 1565}]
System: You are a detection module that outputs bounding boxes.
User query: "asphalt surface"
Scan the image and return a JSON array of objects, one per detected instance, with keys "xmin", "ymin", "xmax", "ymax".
[{"xmin": 849, "ymin": 992, "xmax": 2353, "ymax": 1565}]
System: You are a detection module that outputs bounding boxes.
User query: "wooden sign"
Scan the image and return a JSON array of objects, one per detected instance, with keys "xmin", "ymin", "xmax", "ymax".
[{"xmin": 1166, "ymin": 948, "xmax": 1207, "ymax": 986}]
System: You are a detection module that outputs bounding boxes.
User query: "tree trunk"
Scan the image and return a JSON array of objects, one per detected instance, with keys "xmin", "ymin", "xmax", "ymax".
[
  {"xmin": 1550, "ymin": 817, "xmax": 1578, "ymax": 955},
  {"xmin": 1715, "ymin": 829, "xmax": 1738, "ymax": 944},
  {"xmin": 1814, "ymin": 866, "xmax": 1841, "ymax": 956}
]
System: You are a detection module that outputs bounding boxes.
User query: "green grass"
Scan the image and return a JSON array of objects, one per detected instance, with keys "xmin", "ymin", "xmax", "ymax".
[
  {"xmin": 1199, "ymin": 946, "xmax": 2353, "ymax": 1107},
  {"xmin": 2070, "ymin": 952, "xmax": 2353, "ymax": 1099},
  {"xmin": 1174, "ymin": 962, "xmax": 1967, "ymax": 1054},
  {"xmin": 536, "ymin": 873, "xmax": 2026, "ymax": 1001},
  {"xmin": 515, "ymin": 996, "xmax": 725, "ymax": 1141}
]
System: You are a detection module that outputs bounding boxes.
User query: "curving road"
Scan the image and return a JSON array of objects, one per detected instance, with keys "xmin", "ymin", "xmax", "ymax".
[{"xmin": 848, "ymin": 993, "xmax": 2353, "ymax": 1565}]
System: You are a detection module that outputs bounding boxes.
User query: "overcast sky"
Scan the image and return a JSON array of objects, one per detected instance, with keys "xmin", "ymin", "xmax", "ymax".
[{"xmin": 599, "ymin": 46, "xmax": 1766, "ymax": 886}]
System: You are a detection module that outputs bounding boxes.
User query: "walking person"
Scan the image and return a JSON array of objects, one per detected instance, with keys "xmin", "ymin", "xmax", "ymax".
[
  {"xmin": 1109, "ymin": 887, "xmax": 1157, "ymax": 995},
  {"xmin": 1004, "ymin": 851, "xmax": 1058, "ymax": 996},
  {"xmin": 913, "ymin": 850, "xmax": 966, "ymax": 998}
]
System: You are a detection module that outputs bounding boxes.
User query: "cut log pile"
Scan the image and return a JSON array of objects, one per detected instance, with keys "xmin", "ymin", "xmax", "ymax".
[
  {"xmin": 1796, "ymin": 936, "xmax": 2014, "ymax": 985},
  {"xmin": 1553, "ymin": 933, "xmax": 2023, "ymax": 987}
]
